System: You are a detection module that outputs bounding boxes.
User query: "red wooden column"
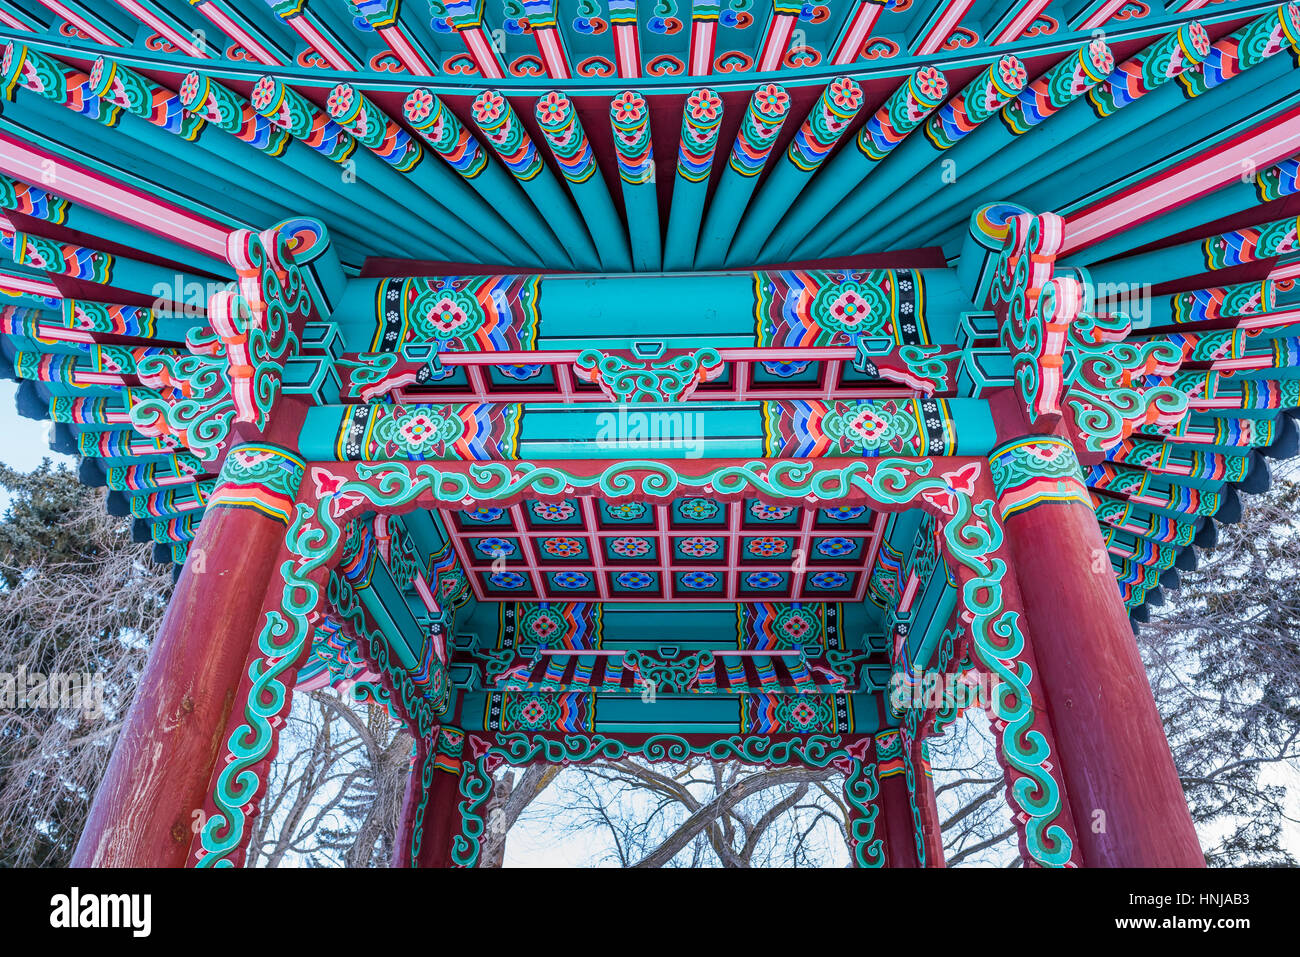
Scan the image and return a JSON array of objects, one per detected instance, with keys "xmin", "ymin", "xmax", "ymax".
[
  {"xmin": 393, "ymin": 744, "xmax": 427, "ymax": 867},
  {"xmin": 874, "ymin": 729, "xmax": 920, "ymax": 867},
  {"xmin": 903, "ymin": 728, "xmax": 946, "ymax": 867},
  {"xmin": 395, "ymin": 727, "xmax": 467, "ymax": 868},
  {"xmin": 987, "ymin": 419, "xmax": 1203, "ymax": 867},
  {"xmin": 73, "ymin": 442, "xmax": 307, "ymax": 867}
]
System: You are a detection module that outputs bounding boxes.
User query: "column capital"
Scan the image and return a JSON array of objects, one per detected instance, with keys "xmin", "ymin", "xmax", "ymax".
[
  {"xmin": 989, "ymin": 434, "xmax": 1090, "ymax": 519},
  {"xmin": 433, "ymin": 726, "xmax": 466, "ymax": 773},
  {"xmin": 208, "ymin": 442, "xmax": 307, "ymax": 526}
]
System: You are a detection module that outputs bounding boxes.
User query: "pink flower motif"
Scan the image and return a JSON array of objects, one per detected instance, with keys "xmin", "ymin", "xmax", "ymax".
[
  {"xmin": 611, "ymin": 91, "xmax": 645, "ymax": 124},
  {"xmin": 747, "ymin": 537, "xmax": 787, "ymax": 557},
  {"xmin": 530, "ymin": 614, "xmax": 559, "ymax": 639},
  {"xmin": 399, "ymin": 413, "xmax": 437, "ymax": 445},
  {"xmin": 251, "ymin": 77, "xmax": 275, "ymax": 111},
  {"xmin": 180, "ymin": 73, "xmax": 200, "ymax": 105},
  {"xmin": 829, "ymin": 77, "xmax": 863, "ymax": 111},
  {"xmin": 996, "ymin": 55, "xmax": 1028, "ymax": 88},
  {"xmin": 427, "ymin": 296, "xmax": 469, "ymax": 334},
  {"xmin": 679, "ymin": 536, "xmax": 718, "ymax": 558},
  {"xmin": 791, "ymin": 700, "xmax": 816, "ymax": 727},
  {"xmin": 405, "ymin": 88, "xmax": 433, "ymax": 122},
  {"xmin": 914, "ymin": 67, "xmax": 946, "ymax": 101},
  {"xmin": 544, "ymin": 537, "xmax": 583, "ymax": 557},
  {"xmin": 750, "ymin": 503, "xmax": 794, "ymax": 520},
  {"xmin": 781, "ymin": 615, "xmax": 811, "ymax": 639},
  {"xmin": 473, "ymin": 91, "xmax": 504, "ymax": 123},
  {"xmin": 687, "ymin": 89, "xmax": 722, "ymax": 122},
  {"xmin": 1087, "ymin": 37, "xmax": 1113, "ymax": 74},
  {"xmin": 533, "ymin": 501, "xmax": 576, "ymax": 521},
  {"xmin": 847, "ymin": 407, "xmax": 887, "ymax": 442},
  {"xmin": 611, "ymin": 537, "xmax": 650, "ymax": 557},
  {"xmin": 755, "ymin": 84, "xmax": 789, "ymax": 116},
  {"xmin": 1189, "ymin": 22, "xmax": 1211, "ymax": 56},
  {"xmin": 829, "ymin": 289, "xmax": 872, "ymax": 327},
  {"xmin": 520, "ymin": 698, "xmax": 547, "ymax": 724},
  {"xmin": 326, "ymin": 83, "xmax": 354, "ymax": 119},
  {"xmin": 536, "ymin": 91, "xmax": 569, "ymax": 125}
]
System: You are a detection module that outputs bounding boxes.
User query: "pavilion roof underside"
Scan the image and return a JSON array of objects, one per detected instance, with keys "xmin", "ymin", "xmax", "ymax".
[
  {"xmin": 445, "ymin": 495, "xmax": 886, "ymax": 603},
  {"xmin": 0, "ymin": 0, "xmax": 1299, "ymax": 739},
  {"xmin": 0, "ymin": 2, "xmax": 1290, "ymax": 272}
]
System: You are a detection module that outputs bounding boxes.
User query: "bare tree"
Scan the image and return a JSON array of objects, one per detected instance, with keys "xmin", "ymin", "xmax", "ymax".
[
  {"xmin": 0, "ymin": 463, "xmax": 415, "ymax": 870},
  {"xmin": 479, "ymin": 763, "xmax": 563, "ymax": 867},
  {"xmin": 929, "ymin": 712, "xmax": 1019, "ymax": 866},
  {"xmin": 248, "ymin": 691, "xmax": 412, "ymax": 868},
  {"xmin": 6, "ymin": 456, "xmax": 1294, "ymax": 869},
  {"xmin": 1135, "ymin": 460, "xmax": 1300, "ymax": 866},
  {"xmin": 505, "ymin": 758, "xmax": 850, "ymax": 867},
  {"xmin": 0, "ymin": 464, "xmax": 169, "ymax": 867}
]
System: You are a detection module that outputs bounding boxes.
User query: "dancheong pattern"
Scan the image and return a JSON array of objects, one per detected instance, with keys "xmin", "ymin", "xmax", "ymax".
[
  {"xmin": 737, "ymin": 603, "xmax": 844, "ymax": 651},
  {"xmin": 451, "ymin": 493, "xmax": 880, "ymax": 603},
  {"xmin": 370, "ymin": 275, "xmax": 541, "ymax": 353},
  {"xmin": 484, "ymin": 691, "xmax": 594, "ymax": 732},
  {"xmin": 990, "ymin": 436, "xmax": 1091, "ymax": 518},
  {"xmin": 499, "ymin": 602, "xmax": 603, "ymax": 650},
  {"xmin": 191, "ymin": 457, "xmax": 1077, "ymax": 869},
  {"xmin": 452, "ymin": 732, "xmax": 883, "ymax": 868},
  {"xmin": 9, "ymin": 0, "xmax": 1270, "ymax": 873},
  {"xmin": 207, "ymin": 443, "xmax": 306, "ymax": 526},
  {"xmin": 741, "ymin": 694, "xmax": 851, "ymax": 735},
  {"xmin": 755, "ymin": 269, "xmax": 927, "ymax": 347},
  {"xmin": 334, "ymin": 403, "xmax": 522, "ymax": 460},
  {"xmin": 763, "ymin": 399, "xmax": 956, "ymax": 457}
]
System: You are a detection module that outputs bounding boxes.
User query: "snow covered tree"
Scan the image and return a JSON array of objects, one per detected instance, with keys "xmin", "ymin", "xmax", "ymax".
[
  {"xmin": 1137, "ymin": 463, "xmax": 1300, "ymax": 866},
  {"xmin": 0, "ymin": 462, "xmax": 170, "ymax": 867}
]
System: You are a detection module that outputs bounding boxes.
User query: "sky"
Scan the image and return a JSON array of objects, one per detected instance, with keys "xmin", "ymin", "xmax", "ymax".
[
  {"xmin": 0, "ymin": 381, "xmax": 74, "ymax": 509},
  {"xmin": 0, "ymin": 381, "xmax": 71, "ymax": 470}
]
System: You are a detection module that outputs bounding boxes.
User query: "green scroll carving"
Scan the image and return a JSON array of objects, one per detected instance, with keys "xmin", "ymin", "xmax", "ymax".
[
  {"xmin": 129, "ymin": 223, "xmax": 319, "ymax": 463},
  {"xmin": 195, "ymin": 455, "xmax": 1075, "ymax": 868}
]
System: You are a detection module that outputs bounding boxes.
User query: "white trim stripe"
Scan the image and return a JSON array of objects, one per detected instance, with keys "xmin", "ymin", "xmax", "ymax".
[
  {"xmin": 0, "ymin": 136, "xmax": 231, "ymax": 255},
  {"xmin": 1063, "ymin": 110, "xmax": 1300, "ymax": 252},
  {"xmin": 832, "ymin": 1, "xmax": 882, "ymax": 65}
]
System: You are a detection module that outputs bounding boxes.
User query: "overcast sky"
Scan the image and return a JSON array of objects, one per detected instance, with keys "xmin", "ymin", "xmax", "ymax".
[{"xmin": 0, "ymin": 380, "xmax": 74, "ymax": 510}]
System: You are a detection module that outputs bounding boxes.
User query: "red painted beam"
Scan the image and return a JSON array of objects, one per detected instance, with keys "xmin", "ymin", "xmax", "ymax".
[
  {"xmin": 757, "ymin": 12, "xmax": 796, "ymax": 72},
  {"xmin": 832, "ymin": 0, "xmax": 884, "ymax": 65},
  {"xmin": 1063, "ymin": 105, "xmax": 1300, "ymax": 253}
]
